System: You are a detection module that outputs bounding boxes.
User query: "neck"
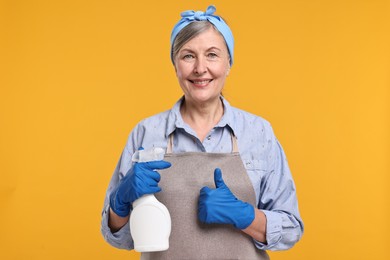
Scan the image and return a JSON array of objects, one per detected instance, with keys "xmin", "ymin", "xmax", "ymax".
[{"xmin": 180, "ymin": 97, "xmax": 224, "ymax": 141}]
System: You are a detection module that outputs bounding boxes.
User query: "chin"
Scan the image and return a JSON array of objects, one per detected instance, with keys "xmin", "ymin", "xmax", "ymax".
[{"xmin": 190, "ymin": 94, "xmax": 220, "ymax": 104}]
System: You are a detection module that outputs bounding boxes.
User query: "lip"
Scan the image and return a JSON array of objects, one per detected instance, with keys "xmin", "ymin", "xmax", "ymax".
[{"xmin": 189, "ymin": 78, "xmax": 213, "ymax": 87}]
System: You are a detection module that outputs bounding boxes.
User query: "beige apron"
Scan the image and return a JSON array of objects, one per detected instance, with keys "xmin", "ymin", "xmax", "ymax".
[{"xmin": 141, "ymin": 133, "xmax": 269, "ymax": 260}]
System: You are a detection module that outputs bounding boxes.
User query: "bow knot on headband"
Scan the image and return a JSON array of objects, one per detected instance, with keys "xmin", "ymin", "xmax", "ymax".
[
  {"xmin": 181, "ymin": 5, "xmax": 216, "ymax": 21},
  {"xmin": 170, "ymin": 5, "xmax": 234, "ymax": 66}
]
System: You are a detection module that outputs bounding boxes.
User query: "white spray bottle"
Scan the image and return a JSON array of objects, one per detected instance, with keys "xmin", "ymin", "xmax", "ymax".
[{"xmin": 130, "ymin": 147, "xmax": 171, "ymax": 252}]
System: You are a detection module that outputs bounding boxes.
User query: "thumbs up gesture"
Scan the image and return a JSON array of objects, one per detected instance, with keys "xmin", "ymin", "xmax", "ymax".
[{"xmin": 197, "ymin": 168, "xmax": 255, "ymax": 229}]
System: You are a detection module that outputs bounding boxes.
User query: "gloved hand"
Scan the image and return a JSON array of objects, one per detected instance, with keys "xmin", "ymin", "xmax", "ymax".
[
  {"xmin": 110, "ymin": 160, "xmax": 171, "ymax": 217},
  {"xmin": 198, "ymin": 168, "xmax": 255, "ymax": 229}
]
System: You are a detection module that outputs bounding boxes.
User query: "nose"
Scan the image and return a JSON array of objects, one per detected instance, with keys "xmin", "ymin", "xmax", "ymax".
[{"xmin": 194, "ymin": 57, "xmax": 207, "ymax": 75}]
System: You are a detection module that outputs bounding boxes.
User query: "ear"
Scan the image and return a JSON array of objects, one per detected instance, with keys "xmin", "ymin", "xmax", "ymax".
[
  {"xmin": 172, "ymin": 55, "xmax": 178, "ymax": 74},
  {"xmin": 226, "ymin": 57, "xmax": 231, "ymax": 76},
  {"xmin": 173, "ymin": 63, "xmax": 178, "ymax": 75}
]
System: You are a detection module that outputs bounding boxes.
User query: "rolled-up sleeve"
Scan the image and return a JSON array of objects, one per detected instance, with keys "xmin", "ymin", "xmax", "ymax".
[
  {"xmin": 254, "ymin": 134, "xmax": 304, "ymax": 251},
  {"xmin": 100, "ymin": 141, "xmax": 137, "ymax": 250},
  {"xmin": 101, "ymin": 204, "xmax": 134, "ymax": 249}
]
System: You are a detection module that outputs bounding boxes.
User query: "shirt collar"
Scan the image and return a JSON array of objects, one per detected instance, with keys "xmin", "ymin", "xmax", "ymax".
[
  {"xmin": 165, "ymin": 96, "xmax": 186, "ymax": 137},
  {"xmin": 165, "ymin": 96, "xmax": 238, "ymax": 138}
]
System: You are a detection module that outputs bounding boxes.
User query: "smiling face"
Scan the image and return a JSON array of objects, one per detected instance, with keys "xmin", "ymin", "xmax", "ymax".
[{"xmin": 174, "ymin": 27, "xmax": 231, "ymax": 105}]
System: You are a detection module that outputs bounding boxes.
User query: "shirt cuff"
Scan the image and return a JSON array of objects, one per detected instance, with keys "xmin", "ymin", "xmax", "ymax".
[
  {"xmin": 253, "ymin": 210, "xmax": 282, "ymax": 250},
  {"xmin": 101, "ymin": 205, "xmax": 134, "ymax": 250}
]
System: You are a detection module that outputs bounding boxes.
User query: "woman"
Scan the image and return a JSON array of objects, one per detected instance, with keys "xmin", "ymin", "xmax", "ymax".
[{"xmin": 101, "ymin": 5, "xmax": 303, "ymax": 259}]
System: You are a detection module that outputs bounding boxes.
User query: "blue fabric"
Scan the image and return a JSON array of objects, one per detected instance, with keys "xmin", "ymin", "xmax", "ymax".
[
  {"xmin": 109, "ymin": 160, "xmax": 171, "ymax": 217},
  {"xmin": 198, "ymin": 168, "xmax": 255, "ymax": 229},
  {"xmin": 101, "ymin": 96, "xmax": 304, "ymax": 251},
  {"xmin": 170, "ymin": 5, "xmax": 234, "ymax": 66}
]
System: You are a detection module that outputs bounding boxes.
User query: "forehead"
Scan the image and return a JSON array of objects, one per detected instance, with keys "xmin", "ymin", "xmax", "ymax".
[{"xmin": 181, "ymin": 27, "xmax": 228, "ymax": 51}]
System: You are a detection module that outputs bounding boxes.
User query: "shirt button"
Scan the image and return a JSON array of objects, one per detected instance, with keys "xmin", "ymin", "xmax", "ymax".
[{"xmin": 207, "ymin": 135, "xmax": 211, "ymax": 140}]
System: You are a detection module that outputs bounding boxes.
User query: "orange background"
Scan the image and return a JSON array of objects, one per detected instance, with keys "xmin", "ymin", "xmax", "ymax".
[{"xmin": 1, "ymin": 0, "xmax": 389, "ymax": 259}]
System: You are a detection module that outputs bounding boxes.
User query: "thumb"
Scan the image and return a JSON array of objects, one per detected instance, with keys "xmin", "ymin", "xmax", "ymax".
[
  {"xmin": 214, "ymin": 168, "xmax": 226, "ymax": 188},
  {"xmin": 145, "ymin": 160, "xmax": 172, "ymax": 170}
]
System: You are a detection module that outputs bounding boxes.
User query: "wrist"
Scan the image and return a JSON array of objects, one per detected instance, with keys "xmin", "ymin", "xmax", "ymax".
[
  {"xmin": 241, "ymin": 209, "xmax": 267, "ymax": 243},
  {"xmin": 108, "ymin": 207, "xmax": 130, "ymax": 233}
]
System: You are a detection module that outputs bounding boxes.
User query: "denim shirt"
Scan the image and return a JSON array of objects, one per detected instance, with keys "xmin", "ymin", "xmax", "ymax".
[{"xmin": 101, "ymin": 96, "xmax": 304, "ymax": 251}]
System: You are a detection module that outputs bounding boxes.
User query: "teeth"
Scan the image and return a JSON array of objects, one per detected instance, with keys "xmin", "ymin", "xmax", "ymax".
[{"xmin": 193, "ymin": 80, "xmax": 210, "ymax": 84}]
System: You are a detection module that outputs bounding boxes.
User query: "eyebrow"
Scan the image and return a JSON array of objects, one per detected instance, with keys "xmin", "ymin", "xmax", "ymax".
[
  {"xmin": 180, "ymin": 46, "xmax": 222, "ymax": 53},
  {"xmin": 207, "ymin": 46, "xmax": 222, "ymax": 51}
]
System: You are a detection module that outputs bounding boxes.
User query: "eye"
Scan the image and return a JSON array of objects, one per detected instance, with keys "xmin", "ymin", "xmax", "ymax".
[
  {"xmin": 183, "ymin": 54, "xmax": 195, "ymax": 60},
  {"xmin": 207, "ymin": 52, "xmax": 218, "ymax": 59}
]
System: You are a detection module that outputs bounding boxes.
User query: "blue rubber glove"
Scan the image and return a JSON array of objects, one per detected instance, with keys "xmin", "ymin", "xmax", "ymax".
[
  {"xmin": 109, "ymin": 160, "xmax": 171, "ymax": 217},
  {"xmin": 198, "ymin": 168, "xmax": 255, "ymax": 229}
]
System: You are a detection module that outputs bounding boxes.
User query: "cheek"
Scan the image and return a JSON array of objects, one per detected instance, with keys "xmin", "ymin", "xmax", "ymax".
[
  {"xmin": 212, "ymin": 60, "xmax": 230, "ymax": 76},
  {"xmin": 175, "ymin": 65, "xmax": 183, "ymax": 79},
  {"xmin": 215, "ymin": 64, "xmax": 230, "ymax": 78},
  {"xmin": 176, "ymin": 64, "xmax": 192, "ymax": 79}
]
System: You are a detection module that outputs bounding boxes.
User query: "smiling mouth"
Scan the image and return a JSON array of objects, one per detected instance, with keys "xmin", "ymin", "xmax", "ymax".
[{"xmin": 189, "ymin": 79, "xmax": 213, "ymax": 86}]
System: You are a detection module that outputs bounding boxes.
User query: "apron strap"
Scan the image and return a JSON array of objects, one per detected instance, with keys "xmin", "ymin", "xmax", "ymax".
[
  {"xmin": 166, "ymin": 130, "xmax": 239, "ymax": 154},
  {"xmin": 166, "ymin": 133, "xmax": 174, "ymax": 154},
  {"xmin": 231, "ymin": 133, "xmax": 239, "ymax": 153}
]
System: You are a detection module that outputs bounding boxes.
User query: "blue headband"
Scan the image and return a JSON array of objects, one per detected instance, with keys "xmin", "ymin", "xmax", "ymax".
[{"xmin": 170, "ymin": 5, "xmax": 234, "ymax": 66}]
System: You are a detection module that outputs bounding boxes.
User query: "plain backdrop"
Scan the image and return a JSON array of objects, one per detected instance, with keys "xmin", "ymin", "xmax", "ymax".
[{"xmin": 1, "ymin": 0, "xmax": 389, "ymax": 259}]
